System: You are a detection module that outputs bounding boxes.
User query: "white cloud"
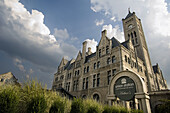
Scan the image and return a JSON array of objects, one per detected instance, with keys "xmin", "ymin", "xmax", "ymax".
[
  {"xmin": 14, "ymin": 58, "xmax": 22, "ymax": 64},
  {"xmin": 0, "ymin": 0, "xmax": 78, "ymax": 73},
  {"xmin": 53, "ymin": 28, "xmax": 69, "ymax": 39},
  {"xmin": 95, "ymin": 19, "xmax": 104, "ymax": 26},
  {"xmin": 90, "ymin": 6, "xmax": 97, "ymax": 12},
  {"xmin": 13, "ymin": 58, "xmax": 26, "ymax": 72},
  {"xmin": 102, "ymin": 24, "xmax": 124, "ymax": 42},
  {"xmin": 85, "ymin": 39, "xmax": 98, "ymax": 53},
  {"xmin": 110, "ymin": 16, "xmax": 116, "ymax": 22}
]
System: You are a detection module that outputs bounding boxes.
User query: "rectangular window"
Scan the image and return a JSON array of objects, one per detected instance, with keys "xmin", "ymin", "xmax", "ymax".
[
  {"xmin": 87, "ymin": 66, "xmax": 89, "ymax": 72},
  {"xmin": 84, "ymin": 67, "xmax": 86, "ymax": 73},
  {"xmin": 83, "ymin": 77, "xmax": 88, "ymax": 89},
  {"xmin": 112, "ymin": 56, "xmax": 116, "ymax": 63},
  {"xmin": 75, "ymin": 71, "xmax": 77, "ymax": 76},
  {"xmin": 94, "ymin": 63, "xmax": 96, "ymax": 69},
  {"xmin": 107, "ymin": 71, "xmax": 111, "ymax": 85},
  {"xmin": 73, "ymin": 81, "xmax": 76, "ymax": 91},
  {"xmin": 112, "ymin": 69, "xmax": 116, "ymax": 76},
  {"xmin": 83, "ymin": 78, "xmax": 85, "ymax": 89},
  {"xmin": 68, "ymin": 82, "xmax": 70, "ymax": 91},
  {"xmin": 86, "ymin": 77, "xmax": 88, "ymax": 89},
  {"xmin": 76, "ymin": 80, "xmax": 78, "ymax": 90},
  {"xmin": 97, "ymin": 74, "xmax": 100, "ymax": 87},
  {"xmin": 107, "ymin": 58, "xmax": 111, "ymax": 65},
  {"xmin": 77, "ymin": 70, "xmax": 79, "ymax": 75},
  {"xmin": 99, "ymin": 49, "xmax": 101, "ymax": 57},
  {"xmin": 97, "ymin": 61, "xmax": 100, "ymax": 68},
  {"xmin": 93, "ymin": 75, "xmax": 96, "ymax": 87}
]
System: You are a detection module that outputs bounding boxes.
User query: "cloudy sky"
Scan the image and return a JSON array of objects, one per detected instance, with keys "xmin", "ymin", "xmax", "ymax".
[{"xmin": 0, "ymin": 0, "xmax": 170, "ymax": 89}]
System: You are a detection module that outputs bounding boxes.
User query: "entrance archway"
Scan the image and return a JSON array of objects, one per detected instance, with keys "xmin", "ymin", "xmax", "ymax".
[{"xmin": 107, "ymin": 70, "xmax": 151, "ymax": 113}]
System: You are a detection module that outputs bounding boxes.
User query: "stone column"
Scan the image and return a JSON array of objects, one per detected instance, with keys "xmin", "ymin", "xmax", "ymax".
[
  {"xmin": 135, "ymin": 93, "xmax": 151, "ymax": 113},
  {"xmin": 134, "ymin": 98, "xmax": 139, "ymax": 109}
]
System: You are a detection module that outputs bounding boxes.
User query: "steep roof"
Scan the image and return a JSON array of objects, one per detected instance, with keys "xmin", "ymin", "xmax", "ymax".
[
  {"xmin": 85, "ymin": 52, "xmax": 96, "ymax": 63},
  {"xmin": 64, "ymin": 59, "xmax": 75, "ymax": 70},
  {"xmin": 121, "ymin": 40, "xmax": 129, "ymax": 49},
  {"xmin": 111, "ymin": 37, "xmax": 121, "ymax": 48},
  {"xmin": 125, "ymin": 11, "xmax": 134, "ymax": 19}
]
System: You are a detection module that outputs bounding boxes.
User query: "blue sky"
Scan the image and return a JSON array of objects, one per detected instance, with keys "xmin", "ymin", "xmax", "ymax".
[{"xmin": 0, "ymin": 0, "xmax": 170, "ymax": 88}]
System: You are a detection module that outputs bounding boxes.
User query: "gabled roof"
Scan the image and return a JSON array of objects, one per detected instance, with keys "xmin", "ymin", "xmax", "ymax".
[
  {"xmin": 75, "ymin": 51, "xmax": 82, "ymax": 61},
  {"xmin": 121, "ymin": 40, "xmax": 129, "ymax": 49},
  {"xmin": 111, "ymin": 37, "xmax": 121, "ymax": 48},
  {"xmin": 64, "ymin": 59, "xmax": 75, "ymax": 70},
  {"xmin": 85, "ymin": 52, "xmax": 96, "ymax": 63}
]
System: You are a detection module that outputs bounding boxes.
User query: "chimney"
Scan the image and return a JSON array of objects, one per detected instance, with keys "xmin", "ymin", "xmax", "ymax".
[
  {"xmin": 82, "ymin": 41, "xmax": 87, "ymax": 63},
  {"xmin": 102, "ymin": 30, "xmax": 107, "ymax": 37},
  {"xmin": 87, "ymin": 47, "xmax": 92, "ymax": 55}
]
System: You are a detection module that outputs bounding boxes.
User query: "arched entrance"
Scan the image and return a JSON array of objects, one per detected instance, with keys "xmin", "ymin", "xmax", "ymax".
[{"xmin": 107, "ymin": 70, "xmax": 151, "ymax": 113}]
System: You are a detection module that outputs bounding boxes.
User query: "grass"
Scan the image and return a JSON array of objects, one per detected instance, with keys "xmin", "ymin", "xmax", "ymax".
[{"xmin": 0, "ymin": 80, "xmax": 143, "ymax": 113}]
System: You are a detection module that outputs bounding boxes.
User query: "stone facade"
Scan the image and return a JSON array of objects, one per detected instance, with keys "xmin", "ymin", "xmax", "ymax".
[{"xmin": 52, "ymin": 11, "xmax": 168, "ymax": 112}]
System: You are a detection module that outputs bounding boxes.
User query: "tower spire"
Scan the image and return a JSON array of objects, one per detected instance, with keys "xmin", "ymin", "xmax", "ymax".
[{"xmin": 128, "ymin": 7, "xmax": 131, "ymax": 14}]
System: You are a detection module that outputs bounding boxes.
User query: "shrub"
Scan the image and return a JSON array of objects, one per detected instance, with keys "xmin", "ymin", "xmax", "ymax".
[
  {"xmin": 156, "ymin": 100, "xmax": 170, "ymax": 113},
  {"xmin": 49, "ymin": 97, "xmax": 67, "ymax": 113},
  {"xmin": 131, "ymin": 109, "xmax": 143, "ymax": 113},
  {"xmin": 21, "ymin": 80, "xmax": 48, "ymax": 113},
  {"xmin": 119, "ymin": 107, "xmax": 128, "ymax": 113},
  {"xmin": 70, "ymin": 98, "xmax": 85, "ymax": 113},
  {"xmin": 0, "ymin": 85, "xmax": 20, "ymax": 113},
  {"xmin": 83, "ymin": 99, "xmax": 103, "ymax": 113},
  {"xmin": 26, "ymin": 94, "xmax": 47, "ymax": 113},
  {"xmin": 87, "ymin": 106, "xmax": 101, "ymax": 113},
  {"xmin": 103, "ymin": 105, "xmax": 120, "ymax": 113}
]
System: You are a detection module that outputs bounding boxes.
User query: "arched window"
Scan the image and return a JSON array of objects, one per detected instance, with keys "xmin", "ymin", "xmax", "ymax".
[
  {"xmin": 93, "ymin": 94, "xmax": 100, "ymax": 101},
  {"xmin": 106, "ymin": 46, "xmax": 109, "ymax": 54},
  {"xmin": 82, "ymin": 95, "xmax": 86, "ymax": 99},
  {"xmin": 107, "ymin": 57, "xmax": 111, "ymax": 65},
  {"xmin": 99, "ymin": 49, "xmax": 101, "ymax": 57}
]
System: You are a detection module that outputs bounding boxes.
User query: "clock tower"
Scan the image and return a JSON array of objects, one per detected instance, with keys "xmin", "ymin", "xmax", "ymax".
[{"xmin": 122, "ymin": 10, "xmax": 158, "ymax": 92}]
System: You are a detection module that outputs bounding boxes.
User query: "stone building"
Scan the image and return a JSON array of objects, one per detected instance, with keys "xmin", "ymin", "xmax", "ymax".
[
  {"xmin": 52, "ymin": 11, "xmax": 169, "ymax": 113},
  {"xmin": 0, "ymin": 72, "xmax": 20, "ymax": 86}
]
